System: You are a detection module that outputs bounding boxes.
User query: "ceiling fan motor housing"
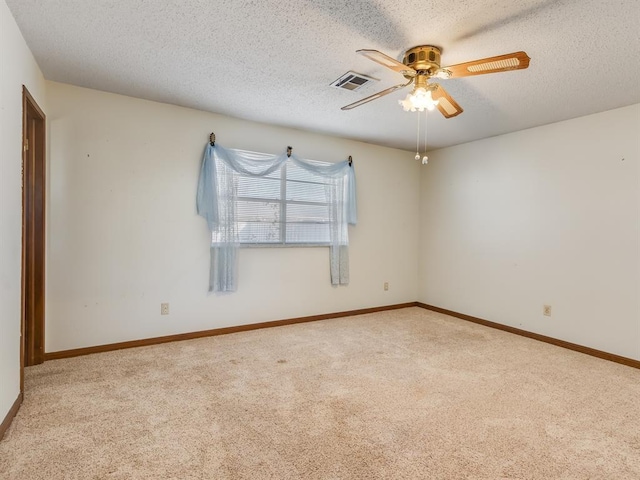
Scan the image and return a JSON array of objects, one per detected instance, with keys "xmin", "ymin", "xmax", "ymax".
[{"xmin": 403, "ymin": 46, "xmax": 442, "ymax": 75}]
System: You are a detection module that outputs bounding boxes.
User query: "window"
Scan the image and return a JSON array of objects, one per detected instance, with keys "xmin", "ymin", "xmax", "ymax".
[
  {"xmin": 234, "ymin": 154, "xmax": 332, "ymax": 246},
  {"xmin": 198, "ymin": 143, "xmax": 356, "ymax": 290}
]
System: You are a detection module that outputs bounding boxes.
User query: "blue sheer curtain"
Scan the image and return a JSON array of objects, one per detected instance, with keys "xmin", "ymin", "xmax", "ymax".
[{"xmin": 197, "ymin": 144, "xmax": 357, "ymax": 292}]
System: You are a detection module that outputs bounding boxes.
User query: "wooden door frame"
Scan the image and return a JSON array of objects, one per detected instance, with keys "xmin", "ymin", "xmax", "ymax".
[{"xmin": 21, "ymin": 86, "xmax": 46, "ymax": 392}]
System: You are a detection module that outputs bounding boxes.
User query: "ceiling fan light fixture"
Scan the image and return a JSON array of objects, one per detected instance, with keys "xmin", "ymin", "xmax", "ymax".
[{"xmin": 399, "ymin": 87, "xmax": 439, "ymax": 112}]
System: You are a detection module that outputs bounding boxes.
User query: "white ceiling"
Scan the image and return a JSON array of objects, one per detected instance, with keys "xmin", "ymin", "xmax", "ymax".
[{"xmin": 6, "ymin": 0, "xmax": 640, "ymax": 151}]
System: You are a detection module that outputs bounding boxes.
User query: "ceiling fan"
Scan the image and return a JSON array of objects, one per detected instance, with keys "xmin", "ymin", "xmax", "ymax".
[{"xmin": 341, "ymin": 46, "xmax": 530, "ymax": 118}]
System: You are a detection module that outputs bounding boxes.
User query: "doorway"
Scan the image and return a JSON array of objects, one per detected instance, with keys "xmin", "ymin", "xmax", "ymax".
[{"xmin": 21, "ymin": 86, "xmax": 46, "ymax": 391}]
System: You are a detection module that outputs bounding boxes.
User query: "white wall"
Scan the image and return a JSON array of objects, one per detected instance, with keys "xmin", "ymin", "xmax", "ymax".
[
  {"xmin": 419, "ymin": 104, "xmax": 640, "ymax": 360},
  {"xmin": 0, "ymin": 0, "xmax": 46, "ymax": 419},
  {"xmin": 46, "ymin": 81, "xmax": 420, "ymax": 352}
]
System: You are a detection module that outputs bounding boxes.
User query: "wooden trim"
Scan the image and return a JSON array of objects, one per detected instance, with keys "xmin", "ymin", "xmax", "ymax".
[
  {"xmin": 43, "ymin": 301, "xmax": 639, "ymax": 370},
  {"xmin": 21, "ymin": 86, "xmax": 47, "ymax": 387},
  {"xmin": 0, "ymin": 393, "xmax": 23, "ymax": 441},
  {"xmin": 417, "ymin": 303, "xmax": 640, "ymax": 369},
  {"xmin": 22, "ymin": 86, "xmax": 46, "ymax": 119},
  {"xmin": 44, "ymin": 302, "xmax": 419, "ymax": 361}
]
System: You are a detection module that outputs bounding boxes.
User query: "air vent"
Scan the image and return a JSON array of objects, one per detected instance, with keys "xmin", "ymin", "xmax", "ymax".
[{"xmin": 330, "ymin": 71, "xmax": 377, "ymax": 91}]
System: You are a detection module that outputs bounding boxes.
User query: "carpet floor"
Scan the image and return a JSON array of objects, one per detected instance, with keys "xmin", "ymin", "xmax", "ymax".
[{"xmin": 1, "ymin": 307, "xmax": 639, "ymax": 479}]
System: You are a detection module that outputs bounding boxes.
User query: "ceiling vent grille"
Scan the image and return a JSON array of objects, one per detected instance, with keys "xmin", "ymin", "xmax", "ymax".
[{"xmin": 330, "ymin": 71, "xmax": 377, "ymax": 91}]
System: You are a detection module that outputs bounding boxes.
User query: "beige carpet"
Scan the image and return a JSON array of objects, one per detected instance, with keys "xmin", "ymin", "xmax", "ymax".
[{"xmin": 1, "ymin": 307, "xmax": 639, "ymax": 479}]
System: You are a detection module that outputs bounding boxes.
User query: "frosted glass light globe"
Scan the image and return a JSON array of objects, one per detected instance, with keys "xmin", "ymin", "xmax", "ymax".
[{"xmin": 399, "ymin": 88, "xmax": 439, "ymax": 112}]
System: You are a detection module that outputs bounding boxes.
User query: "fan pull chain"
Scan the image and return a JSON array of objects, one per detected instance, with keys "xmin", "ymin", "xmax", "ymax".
[
  {"xmin": 414, "ymin": 110, "xmax": 421, "ymax": 161},
  {"xmin": 422, "ymin": 110, "xmax": 429, "ymax": 165}
]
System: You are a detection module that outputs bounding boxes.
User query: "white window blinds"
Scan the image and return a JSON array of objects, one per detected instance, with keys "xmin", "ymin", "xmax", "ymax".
[{"xmin": 235, "ymin": 158, "xmax": 332, "ymax": 245}]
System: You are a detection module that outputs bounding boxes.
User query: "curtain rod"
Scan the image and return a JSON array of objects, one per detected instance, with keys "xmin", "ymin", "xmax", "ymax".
[{"xmin": 209, "ymin": 135, "xmax": 352, "ymax": 166}]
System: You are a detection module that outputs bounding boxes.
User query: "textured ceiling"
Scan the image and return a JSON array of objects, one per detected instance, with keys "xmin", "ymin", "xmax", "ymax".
[{"xmin": 6, "ymin": 0, "xmax": 640, "ymax": 151}]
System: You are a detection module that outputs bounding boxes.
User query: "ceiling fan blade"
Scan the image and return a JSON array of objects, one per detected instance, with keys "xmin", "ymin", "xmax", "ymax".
[
  {"xmin": 441, "ymin": 51, "xmax": 530, "ymax": 78},
  {"xmin": 341, "ymin": 79, "xmax": 413, "ymax": 110},
  {"xmin": 357, "ymin": 49, "xmax": 416, "ymax": 77},
  {"xmin": 431, "ymin": 84, "xmax": 463, "ymax": 118}
]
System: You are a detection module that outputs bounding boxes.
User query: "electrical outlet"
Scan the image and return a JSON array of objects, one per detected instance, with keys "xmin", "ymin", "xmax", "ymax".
[
  {"xmin": 543, "ymin": 305, "xmax": 552, "ymax": 317},
  {"xmin": 161, "ymin": 303, "xmax": 169, "ymax": 315},
  {"xmin": 384, "ymin": 282, "xmax": 389, "ymax": 291}
]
